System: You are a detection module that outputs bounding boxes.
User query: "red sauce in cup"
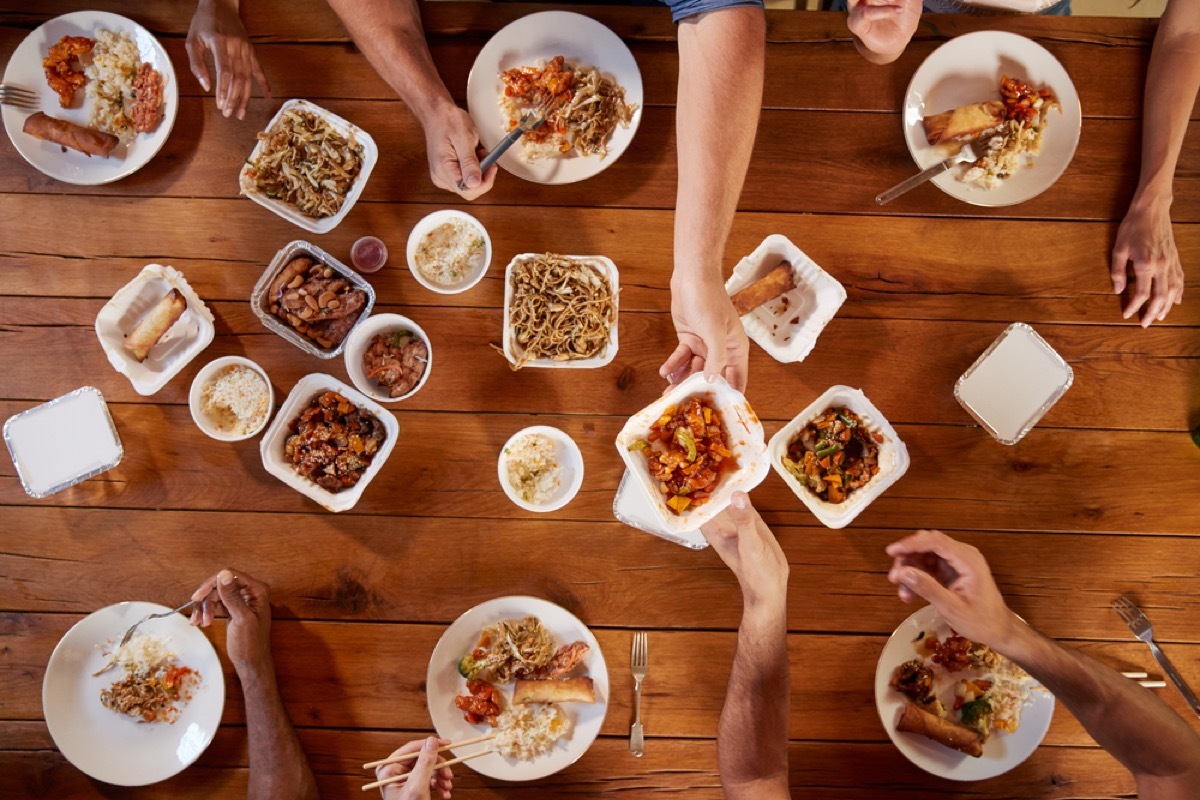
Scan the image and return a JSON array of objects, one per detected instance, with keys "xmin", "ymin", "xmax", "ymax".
[{"xmin": 351, "ymin": 236, "xmax": 387, "ymax": 273}]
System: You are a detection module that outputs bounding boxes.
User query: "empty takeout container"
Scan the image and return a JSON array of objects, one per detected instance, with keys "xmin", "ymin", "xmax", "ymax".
[
  {"xmin": 725, "ymin": 234, "xmax": 845, "ymax": 364},
  {"xmin": 4, "ymin": 387, "xmax": 123, "ymax": 498},
  {"xmin": 954, "ymin": 322, "xmax": 1073, "ymax": 445},
  {"xmin": 769, "ymin": 385, "xmax": 910, "ymax": 529},
  {"xmin": 612, "ymin": 470, "xmax": 708, "ymax": 550}
]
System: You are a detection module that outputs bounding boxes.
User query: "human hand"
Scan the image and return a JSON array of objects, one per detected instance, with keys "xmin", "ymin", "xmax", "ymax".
[
  {"xmin": 186, "ymin": 0, "xmax": 271, "ymax": 120},
  {"xmin": 660, "ymin": 277, "xmax": 750, "ymax": 391},
  {"xmin": 189, "ymin": 569, "xmax": 272, "ymax": 674},
  {"xmin": 378, "ymin": 737, "xmax": 454, "ymax": 800},
  {"xmin": 885, "ymin": 530, "xmax": 1021, "ymax": 651},
  {"xmin": 847, "ymin": 0, "xmax": 922, "ymax": 65},
  {"xmin": 700, "ymin": 492, "xmax": 788, "ymax": 609},
  {"xmin": 1111, "ymin": 197, "xmax": 1184, "ymax": 326},
  {"xmin": 422, "ymin": 102, "xmax": 498, "ymax": 201}
]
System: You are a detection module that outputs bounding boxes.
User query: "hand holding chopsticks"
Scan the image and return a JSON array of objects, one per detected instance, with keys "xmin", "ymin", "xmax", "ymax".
[{"xmin": 361, "ymin": 734, "xmax": 494, "ymax": 795}]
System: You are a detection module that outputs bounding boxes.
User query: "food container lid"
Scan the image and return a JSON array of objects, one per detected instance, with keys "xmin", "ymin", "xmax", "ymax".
[
  {"xmin": 954, "ymin": 322, "xmax": 1073, "ymax": 445},
  {"xmin": 612, "ymin": 470, "xmax": 708, "ymax": 550},
  {"xmin": 4, "ymin": 387, "xmax": 123, "ymax": 498}
]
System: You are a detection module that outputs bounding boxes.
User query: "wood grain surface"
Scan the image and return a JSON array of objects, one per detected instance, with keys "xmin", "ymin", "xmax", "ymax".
[{"xmin": 0, "ymin": 3, "xmax": 1197, "ymax": 800}]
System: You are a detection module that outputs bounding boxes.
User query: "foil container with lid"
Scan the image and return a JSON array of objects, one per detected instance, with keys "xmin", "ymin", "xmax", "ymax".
[{"xmin": 251, "ymin": 240, "xmax": 375, "ymax": 359}]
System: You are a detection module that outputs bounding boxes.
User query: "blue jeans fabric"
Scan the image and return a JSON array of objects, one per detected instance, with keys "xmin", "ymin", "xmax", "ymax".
[{"xmin": 660, "ymin": 0, "xmax": 765, "ymax": 24}]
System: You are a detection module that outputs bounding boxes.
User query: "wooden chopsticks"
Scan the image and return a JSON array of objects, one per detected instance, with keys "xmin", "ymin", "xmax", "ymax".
[
  {"xmin": 361, "ymin": 733, "xmax": 497, "ymax": 792},
  {"xmin": 1123, "ymin": 671, "xmax": 1167, "ymax": 688},
  {"xmin": 362, "ymin": 747, "xmax": 493, "ymax": 792}
]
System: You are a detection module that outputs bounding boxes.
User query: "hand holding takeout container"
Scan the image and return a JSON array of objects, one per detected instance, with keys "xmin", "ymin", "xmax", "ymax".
[
  {"xmin": 94, "ymin": 264, "xmax": 214, "ymax": 396},
  {"xmin": 615, "ymin": 373, "xmax": 769, "ymax": 534},
  {"xmin": 725, "ymin": 234, "xmax": 845, "ymax": 364},
  {"xmin": 768, "ymin": 385, "xmax": 910, "ymax": 529}
]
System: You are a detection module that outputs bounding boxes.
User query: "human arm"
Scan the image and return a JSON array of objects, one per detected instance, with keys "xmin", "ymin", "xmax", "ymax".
[
  {"xmin": 1110, "ymin": 0, "xmax": 1199, "ymax": 326},
  {"xmin": 700, "ymin": 493, "xmax": 792, "ymax": 800},
  {"xmin": 659, "ymin": 8, "xmax": 764, "ymax": 391},
  {"xmin": 325, "ymin": 0, "xmax": 496, "ymax": 199},
  {"xmin": 886, "ymin": 530, "xmax": 1200, "ymax": 799},
  {"xmin": 846, "ymin": 0, "xmax": 921, "ymax": 66},
  {"xmin": 190, "ymin": 570, "xmax": 320, "ymax": 800},
  {"xmin": 186, "ymin": 0, "xmax": 270, "ymax": 119}
]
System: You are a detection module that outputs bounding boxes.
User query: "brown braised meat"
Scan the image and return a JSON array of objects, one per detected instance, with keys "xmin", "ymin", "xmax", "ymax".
[
  {"xmin": 267, "ymin": 256, "xmax": 368, "ymax": 349},
  {"xmin": 284, "ymin": 391, "xmax": 386, "ymax": 492},
  {"xmin": 890, "ymin": 659, "xmax": 936, "ymax": 705},
  {"xmin": 363, "ymin": 331, "xmax": 429, "ymax": 398},
  {"xmin": 130, "ymin": 62, "xmax": 164, "ymax": 132}
]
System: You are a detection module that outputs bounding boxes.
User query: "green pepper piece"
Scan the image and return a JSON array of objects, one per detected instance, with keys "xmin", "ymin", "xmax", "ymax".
[
  {"xmin": 836, "ymin": 412, "xmax": 857, "ymax": 428},
  {"xmin": 674, "ymin": 428, "xmax": 698, "ymax": 461},
  {"xmin": 627, "ymin": 439, "xmax": 650, "ymax": 452},
  {"xmin": 814, "ymin": 443, "xmax": 843, "ymax": 458}
]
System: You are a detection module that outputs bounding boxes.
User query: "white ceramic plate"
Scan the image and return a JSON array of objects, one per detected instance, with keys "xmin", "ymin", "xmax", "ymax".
[
  {"xmin": 902, "ymin": 31, "xmax": 1081, "ymax": 207},
  {"xmin": 1, "ymin": 11, "xmax": 178, "ymax": 185},
  {"xmin": 343, "ymin": 313, "xmax": 433, "ymax": 403},
  {"xmin": 466, "ymin": 11, "xmax": 643, "ymax": 185},
  {"xmin": 426, "ymin": 596, "xmax": 608, "ymax": 781},
  {"xmin": 42, "ymin": 602, "xmax": 225, "ymax": 786},
  {"xmin": 405, "ymin": 210, "xmax": 492, "ymax": 295},
  {"xmin": 874, "ymin": 605, "xmax": 1054, "ymax": 780},
  {"xmin": 497, "ymin": 425, "xmax": 584, "ymax": 512}
]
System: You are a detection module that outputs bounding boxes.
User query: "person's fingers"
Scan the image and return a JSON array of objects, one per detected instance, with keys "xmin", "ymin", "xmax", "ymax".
[
  {"xmin": 235, "ymin": 61, "xmax": 253, "ymax": 120},
  {"xmin": 403, "ymin": 737, "xmax": 441, "ymax": 792},
  {"xmin": 702, "ymin": 340, "xmax": 728, "ymax": 384},
  {"xmin": 214, "ymin": 41, "xmax": 234, "ymax": 116},
  {"xmin": 185, "ymin": 34, "xmax": 211, "ymax": 93},
  {"xmin": 453, "ymin": 131, "xmax": 483, "ymax": 191},
  {"xmin": 192, "ymin": 574, "xmax": 220, "ymax": 603},
  {"xmin": 1141, "ymin": 276, "xmax": 1167, "ymax": 327},
  {"xmin": 1109, "ymin": 244, "xmax": 1129, "ymax": 294},
  {"xmin": 215, "ymin": 569, "xmax": 250, "ymax": 621},
  {"xmin": 249, "ymin": 48, "xmax": 271, "ymax": 101},
  {"xmin": 724, "ymin": 348, "xmax": 748, "ymax": 393},
  {"xmin": 896, "ymin": 565, "xmax": 960, "ymax": 610},
  {"xmin": 659, "ymin": 343, "xmax": 693, "ymax": 383},
  {"xmin": 727, "ymin": 491, "xmax": 755, "ymax": 532},
  {"xmin": 885, "ymin": 529, "xmax": 976, "ymax": 575},
  {"xmin": 1123, "ymin": 264, "xmax": 1153, "ymax": 319},
  {"xmin": 854, "ymin": 4, "xmax": 906, "ymax": 22}
]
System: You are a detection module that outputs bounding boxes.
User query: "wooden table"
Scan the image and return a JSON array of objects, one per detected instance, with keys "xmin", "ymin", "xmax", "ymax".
[{"xmin": 1, "ymin": 2, "xmax": 1198, "ymax": 797}]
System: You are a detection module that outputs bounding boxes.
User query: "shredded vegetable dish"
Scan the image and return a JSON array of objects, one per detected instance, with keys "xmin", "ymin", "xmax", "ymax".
[
  {"xmin": 500, "ymin": 55, "xmax": 637, "ymax": 162},
  {"xmin": 98, "ymin": 633, "xmax": 200, "ymax": 724},
  {"xmin": 781, "ymin": 407, "xmax": 883, "ymax": 504},
  {"xmin": 628, "ymin": 397, "xmax": 737, "ymax": 515},
  {"xmin": 243, "ymin": 108, "xmax": 364, "ymax": 218}
]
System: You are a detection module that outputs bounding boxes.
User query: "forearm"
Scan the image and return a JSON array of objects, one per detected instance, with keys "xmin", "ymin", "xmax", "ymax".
[
  {"xmin": 326, "ymin": 0, "xmax": 454, "ymax": 125},
  {"xmin": 672, "ymin": 8, "xmax": 765, "ymax": 289},
  {"xmin": 239, "ymin": 658, "xmax": 320, "ymax": 800},
  {"xmin": 717, "ymin": 601, "xmax": 791, "ymax": 800},
  {"xmin": 1131, "ymin": 0, "xmax": 1200, "ymax": 206},
  {"xmin": 998, "ymin": 624, "xmax": 1200, "ymax": 794}
]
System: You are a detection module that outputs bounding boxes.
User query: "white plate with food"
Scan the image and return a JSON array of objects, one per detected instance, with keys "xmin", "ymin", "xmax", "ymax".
[
  {"xmin": 502, "ymin": 253, "xmax": 619, "ymax": 369},
  {"xmin": 769, "ymin": 385, "xmax": 909, "ymax": 529},
  {"xmin": 902, "ymin": 31, "xmax": 1080, "ymax": 207},
  {"xmin": 466, "ymin": 11, "xmax": 642, "ymax": 185},
  {"xmin": 498, "ymin": 425, "xmax": 584, "ymax": 513},
  {"xmin": 344, "ymin": 313, "xmax": 433, "ymax": 402},
  {"xmin": 875, "ymin": 605, "xmax": 1054, "ymax": 781},
  {"xmin": 406, "ymin": 209, "xmax": 491, "ymax": 294},
  {"xmin": 188, "ymin": 356, "xmax": 274, "ymax": 441},
  {"xmin": 427, "ymin": 596, "xmax": 608, "ymax": 781},
  {"xmin": 1, "ymin": 11, "xmax": 177, "ymax": 185},
  {"xmin": 42, "ymin": 601, "xmax": 224, "ymax": 786},
  {"xmin": 239, "ymin": 99, "xmax": 377, "ymax": 233}
]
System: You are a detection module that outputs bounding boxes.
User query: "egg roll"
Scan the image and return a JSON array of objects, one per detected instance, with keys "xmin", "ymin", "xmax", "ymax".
[
  {"xmin": 22, "ymin": 112, "xmax": 119, "ymax": 157},
  {"xmin": 513, "ymin": 677, "xmax": 595, "ymax": 705},
  {"xmin": 730, "ymin": 262, "xmax": 796, "ymax": 316},
  {"xmin": 922, "ymin": 101, "xmax": 1006, "ymax": 146},
  {"xmin": 124, "ymin": 289, "xmax": 187, "ymax": 362},
  {"xmin": 896, "ymin": 701, "xmax": 984, "ymax": 758}
]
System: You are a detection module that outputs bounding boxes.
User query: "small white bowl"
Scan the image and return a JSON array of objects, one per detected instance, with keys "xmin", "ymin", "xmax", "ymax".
[
  {"xmin": 497, "ymin": 425, "xmax": 584, "ymax": 513},
  {"xmin": 188, "ymin": 356, "xmax": 274, "ymax": 441},
  {"xmin": 405, "ymin": 209, "xmax": 492, "ymax": 294},
  {"xmin": 343, "ymin": 313, "xmax": 433, "ymax": 403}
]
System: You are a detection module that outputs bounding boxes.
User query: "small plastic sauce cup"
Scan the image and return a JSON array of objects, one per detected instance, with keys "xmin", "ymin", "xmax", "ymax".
[{"xmin": 351, "ymin": 236, "xmax": 387, "ymax": 273}]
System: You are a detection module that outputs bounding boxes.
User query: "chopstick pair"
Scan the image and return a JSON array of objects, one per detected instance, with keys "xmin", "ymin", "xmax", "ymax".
[
  {"xmin": 361, "ymin": 733, "xmax": 496, "ymax": 792},
  {"xmin": 1123, "ymin": 671, "xmax": 1167, "ymax": 689}
]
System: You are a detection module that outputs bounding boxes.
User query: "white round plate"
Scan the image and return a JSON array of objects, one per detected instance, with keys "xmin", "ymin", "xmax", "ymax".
[
  {"xmin": 426, "ymin": 596, "xmax": 609, "ymax": 781},
  {"xmin": 466, "ymin": 11, "xmax": 642, "ymax": 185},
  {"xmin": 902, "ymin": 31, "xmax": 1080, "ymax": 207},
  {"xmin": 874, "ymin": 605, "xmax": 1054, "ymax": 781},
  {"xmin": 405, "ymin": 209, "xmax": 492, "ymax": 295},
  {"xmin": 1, "ymin": 11, "xmax": 179, "ymax": 185},
  {"xmin": 497, "ymin": 425, "xmax": 584, "ymax": 513},
  {"xmin": 42, "ymin": 602, "xmax": 225, "ymax": 786}
]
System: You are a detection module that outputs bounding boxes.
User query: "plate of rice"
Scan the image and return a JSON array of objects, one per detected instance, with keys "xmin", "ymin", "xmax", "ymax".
[
  {"xmin": 426, "ymin": 595, "xmax": 609, "ymax": 781},
  {"xmin": 0, "ymin": 10, "xmax": 178, "ymax": 185},
  {"xmin": 42, "ymin": 601, "xmax": 224, "ymax": 786}
]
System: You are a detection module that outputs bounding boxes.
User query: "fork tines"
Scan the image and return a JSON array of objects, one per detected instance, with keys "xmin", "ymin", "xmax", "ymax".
[
  {"xmin": 631, "ymin": 630, "xmax": 648, "ymax": 669},
  {"xmin": 0, "ymin": 85, "xmax": 39, "ymax": 109}
]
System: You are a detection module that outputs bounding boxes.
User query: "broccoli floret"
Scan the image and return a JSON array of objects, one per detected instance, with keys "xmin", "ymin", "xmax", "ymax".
[
  {"xmin": 457, "ymin": 654, "xmax": 478, "ymax": 679},
  {"xmin": 959, "ymin": 697, "xmax": 993, "ymax": 731}
]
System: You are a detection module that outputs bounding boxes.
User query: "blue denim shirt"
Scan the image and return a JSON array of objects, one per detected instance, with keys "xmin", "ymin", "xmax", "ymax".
[{"xmin": 660, "ymin": 0, "xmax": 765, "ymax": 24}]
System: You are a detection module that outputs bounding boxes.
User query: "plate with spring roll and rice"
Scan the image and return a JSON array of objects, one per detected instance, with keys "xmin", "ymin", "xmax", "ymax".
[
  {"xmin": 426, "ymin": 596, "xmax": 608, "ymax": 780},
  {"xmin": 1, "ymin": 10, "xmax": 177, "ymax": 185},
  {"xmin": 874, "ymin": 604, "xmax": 1054, "ymax": 780}
]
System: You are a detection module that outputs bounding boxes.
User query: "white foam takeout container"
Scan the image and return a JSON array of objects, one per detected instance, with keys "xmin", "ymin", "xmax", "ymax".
[
  {"xmin": 612, "ymin": 470, "xmax": 707, "ymax": 550},
  {"xmin": 343, "ymin": 313, "xmax": 434, "ymax": 403},
  {"xmin": 497, "ymin": 425, "xmax": 585, "ymax": 513},
  {"xmin": 954, "ymin": 322, "xmax": 1073, "ymax": 445},
  {"xmin": 769, "ymin": 385, "xmax": 910, "ymax": 529},
  {"xmin": 502, "ymin": 254, "xmax": 619, "ymax": 369},
  {"xmin": 405, "ymin": 210, "xmax": 492, "ymax": 295},
  {"xmin": 615, "ymin": 373, "xmax": 769, "ymax": 535},
  {"xmin": 94, "ymin": 264, "xmax": 215, "ymax": 396},
  {"xmin": 725, "ymin": 234, "xmax": 846, "ymax": 364},
  {"xmin": 259, "ymin": 373, "xmax": 398, "ymax": 512},
  {"xmin": 238, "ymin": 99, "xmax": 378, "ymax": 234},
  {"xmin": 3, "ymin": 387, "xmax": 123, "ymax": 498}
]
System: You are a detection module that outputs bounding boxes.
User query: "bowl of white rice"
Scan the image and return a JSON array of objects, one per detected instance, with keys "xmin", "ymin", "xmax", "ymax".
[
  {"xmin": 188, "ymin": 356, "xmax": 274, "ymax": 441},
  {"xmin": 498, "ymin": 425, "xmax": 584, "ymax": 512},
  {"xmin": 405, "ymin": 209, "xmax": 491, "ymax": 294}
]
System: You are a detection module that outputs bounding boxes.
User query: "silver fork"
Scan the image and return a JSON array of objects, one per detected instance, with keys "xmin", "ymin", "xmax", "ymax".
[
  {"xmin": 457, "ymin": 95, "xmax": 558, "ymax": 191},
  {"xmin": 0, "ymin": 84, "xmax": 39, "ymax": 110},
  {"xmin": 875, "ymin": 142, "xmax": 978, "ymax": 206},
  {"xmin": 630, "ymin": 631, "xmax": 648, "ymax": 757},
  {"xmin": 92, "ymin": 599, "xmax": 201, "ymax": 676},
  {"xmin": 1113, "ymin": 596, "xmax": 1200, "ymax": 717}
]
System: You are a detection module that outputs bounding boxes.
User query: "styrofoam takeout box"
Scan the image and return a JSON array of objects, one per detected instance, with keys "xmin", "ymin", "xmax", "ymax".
[
  {"xmin": 725, "ymin": 234, "xmax": 846, "ymax": 364},
  {"xmin": 502, "ymin": 254, "xmax": 619, "ymax": 369},
  {"xmin": 405, "ymin": 210, "xmax": 492, "ymax": 295},
  {"xmin": 615, "ymin": 373, "xmax": 769, "ymax": 534},
  {"xmin": 259, "ymin": 373, "xmax": 398, "ymax": 512},
  {"xmin": 612, "ymin": 469, "xmax": 708, "ymax": 550},
  {"xmin": 768, "ymin": 385, "xmax": 910, "ymax": 529},
  {"xmin": 94, "ymin": 264, "xmax": 215, "ymax": 396},
  {"xmin": 238, "ymin": 99, "xmax": 378, "ymax": 234}
]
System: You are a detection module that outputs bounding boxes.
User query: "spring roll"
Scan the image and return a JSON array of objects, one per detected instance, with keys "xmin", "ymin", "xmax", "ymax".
[
  {"xmin": 124, "ymin": 289, "xmax": 187, "ymax": 362},
  {"xmin": 730, "ymin": 262, "xmax": 796, "ymax": 316},
  {"xmin": 896, "ymin": 701, "xmax": 984, "ymax": 758},
  {"xmin": 922, "ymin": 101, "xmax": 1006, "ymax": 146},
  {"xmin": 513, "ymin": 677, "xmax": 595, "ymax": 705},
  {"xmin": 22, "ymin": 112, "xmax": 119, "ymax": 157}
]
